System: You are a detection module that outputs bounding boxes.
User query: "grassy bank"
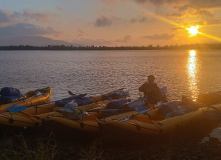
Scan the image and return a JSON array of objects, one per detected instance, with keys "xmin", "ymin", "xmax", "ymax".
[
  {"xmin": 0, "ymin": 119, "xmax": 220, "ymax": 160},
  {"xmin": 0, "ymin": 130, "xmax": 221, "ymax": 160}
]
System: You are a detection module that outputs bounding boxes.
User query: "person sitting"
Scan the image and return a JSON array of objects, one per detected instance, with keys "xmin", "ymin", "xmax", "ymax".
[
  {"xmin": 119, "ymin": 75, "xmax": 167, "ymax": 111},
  {"xmin": 139, "ymin": 75, "xmax": 166, "ymax": 104}
]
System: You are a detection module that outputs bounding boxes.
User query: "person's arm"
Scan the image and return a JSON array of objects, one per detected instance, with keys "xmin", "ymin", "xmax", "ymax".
[
  {"xmin": 154, "ymin": 83, "xmax": 168, "ymax": 102},
  {"xmin": 139, "ymin": 82, "xmax": 147, "ymax": 92}
]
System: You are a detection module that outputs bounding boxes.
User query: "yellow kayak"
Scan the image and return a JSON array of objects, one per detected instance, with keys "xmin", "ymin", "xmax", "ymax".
[
  {"xmin": 0, "ymin": 87, "xmax": 52, "ymax": 113},
  {"xmin": 0, "ymin": 99, "xmax": 113, "ymax": 128},
  {"xmin": 0, "ymin": 88, "xmax": 130, "ymax": 128},
  {"xmin": 40, "ymin": 97, "xmax": 130, "ymax": 133},
  {"xmin": 101, "ymin": 103, "xmax": 221, "ymax": 135},
  {"xmin": 39, "ymin": 100, "xmax": 114, "ymax": 133}
]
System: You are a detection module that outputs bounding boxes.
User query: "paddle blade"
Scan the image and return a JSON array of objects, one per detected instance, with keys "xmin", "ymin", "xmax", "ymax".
[
  {"xmin": 134, "ymin": 106, "xmax": 149, "ymax": 113},
  {"xmin": 68, "ymin": 91, "xmax": 75, "ymax": 95},
  {"xmin": 6, "ymin": 105, "xmax": 29, "ymax": 113},
  {"xmin": 118, "ymin": 116, "xmax": 130, "ymax": 121},
  {"xmin": 160, "ymin": 87, "xmax": 167, "ymax": 95},
  {"xmin": 35, "ymin": 91, "xmax": 42, "ymax": 97}
]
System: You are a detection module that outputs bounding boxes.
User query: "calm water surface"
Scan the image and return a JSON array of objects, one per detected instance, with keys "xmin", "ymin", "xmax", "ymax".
[{"xmin": 0, "ymin": 50, "xmax": 220, "ymax": 101}]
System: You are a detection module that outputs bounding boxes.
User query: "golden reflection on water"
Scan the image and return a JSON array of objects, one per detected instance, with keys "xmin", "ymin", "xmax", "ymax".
[{"xmin": 187, "ymin": 50, "xmax": 199, "ymax": 100}]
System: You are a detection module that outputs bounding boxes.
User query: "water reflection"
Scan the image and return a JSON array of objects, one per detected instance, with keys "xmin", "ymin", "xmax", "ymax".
[{"xmin": 187, "ymin": 50, "xmax": 199, "ymax": 100}]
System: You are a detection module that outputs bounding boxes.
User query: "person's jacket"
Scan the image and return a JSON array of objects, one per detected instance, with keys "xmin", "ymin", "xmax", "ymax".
[{"xmin": 139, "ymin": 82, "xmax": 162, "ymax": 104}]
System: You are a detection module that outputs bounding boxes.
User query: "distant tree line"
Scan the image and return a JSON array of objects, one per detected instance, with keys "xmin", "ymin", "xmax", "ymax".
[{"xmin": 1, "ymin": 43, "xmax": 221, "ymax": 50}]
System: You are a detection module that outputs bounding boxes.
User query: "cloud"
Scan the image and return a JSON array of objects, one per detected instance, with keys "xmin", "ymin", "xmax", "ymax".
[
  {"xmin": 0, "ymin": 9, "xmax": 53, "ymax": 25},
  {"xmin": 122, "ymin": 35, "xmax": 131, "ymax": 43},
  {"xmin": 165, "ymin": 12, "xmax": 186, "ymax": 18},
  {"xmin": 131, "ymin": 16, "xmax": 155, "ymax": 23},
  {"xmin": 57, "ymin": 7, "xmax": 62, "ymax": 11},
  {"xmin": 134, "ymin": 0, "xmax": 148, "ymax": 4},
  {"xmin": 189, "ymin": 0, "xmax": 221, "ymax": 9},
  {"xmin": 96, "ymin": 0, "xmax": 127, "ymax": 5},
  {"xmin": 143, "ymin": 33, "xmax": 174, "ymax": 40},
  {"xmin": 0, "ymin": 23, "xmax": 58, "ymax": 39},
  {"xmin": 116, "ymin": 35, "xmax": 131, "ymax": 43},
  {"xmin": 95, "ymin": 16, "xmax": 112, "ymax": 27},
  {"xmin": 177, "ymin": 4, "xmax": 189, "ymax": 12},
  {"xmin": 12, "ymin": 9, "xmax": 51, "ymax": 22},
  {"xmin": 195, "ymin": 19, "xmax": 221, "ymax": 25},
  {"xmin": 76, "ymin": 30, "xmax": 88, "ymax": 37},
  {"xmin": 134, "ymin": 0, "xmax": 220, "ymax": 18},
  {"xmin": 198, "ymin": 10, "xmax": 214, "ymax": 18},
  {"xmin": 134, "ymin": 0, "xmax": 185, "ymax": 6},
  {"xmin": 0, "ymin": 10, "xmax": 10, "ymax": 23}
]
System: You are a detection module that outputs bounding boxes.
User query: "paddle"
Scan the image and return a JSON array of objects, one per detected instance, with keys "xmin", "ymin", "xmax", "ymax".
[
  {"xmin": 68, "ymin": 91, "xmax": 76, "ymax": 95},
  {"xmin": 88, "ymin": 106, "xmax": 150, "ymax": 112},
  {"xmin": 87, "ymin": 108, "xmax": 132, "ymax": 112},
  {"xmin": 6, "ymin": 91, "xmax": 43, "ymax": 112},
  {"xmin": 6, "ymin": 105, "xmax": 29, "ymax": 113},
  {"xmin": 117, "ymin": 101, "xmax": 164, "ymax": 121}
]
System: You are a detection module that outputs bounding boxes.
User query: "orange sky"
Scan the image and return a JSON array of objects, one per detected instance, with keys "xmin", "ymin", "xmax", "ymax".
[{"xmin": 1, "ymin": 0, "xmax": 221, "ymax": 46}]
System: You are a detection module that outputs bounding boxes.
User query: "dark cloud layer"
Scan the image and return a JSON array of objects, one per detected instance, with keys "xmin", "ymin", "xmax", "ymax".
[
  {"xmin": 12, "ymin": 9, "xmax": 50, "ymax": 22},
  {"xmin": 0, "ymin": 9, "xmax": 57, "ymax": 39},
  {"xmin": 189, "ymin": 0, "xmax": 221, "ymax": 9},
  {"xmin": 0, "ymin": 23, "xmax": 57, "ymax": 39},
  {"xmin": 0, "ymin": 9, "xmax": 52, "ymax": 26}
]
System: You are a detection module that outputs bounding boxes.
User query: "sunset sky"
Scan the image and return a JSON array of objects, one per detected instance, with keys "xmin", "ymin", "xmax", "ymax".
[{"xmin": 1, "ymin": 0, "xmax": 221, "ymax": 46}]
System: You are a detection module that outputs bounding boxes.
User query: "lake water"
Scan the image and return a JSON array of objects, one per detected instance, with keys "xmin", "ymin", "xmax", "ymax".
[{"xmin": 0, "ymin": 50, "xmax": 220, "ymax": 101}]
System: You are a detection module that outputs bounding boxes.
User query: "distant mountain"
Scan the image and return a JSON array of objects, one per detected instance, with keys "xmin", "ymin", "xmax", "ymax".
[{"xmin": 0, "ymin": 36, "xmax": 81, "ymax": 47}]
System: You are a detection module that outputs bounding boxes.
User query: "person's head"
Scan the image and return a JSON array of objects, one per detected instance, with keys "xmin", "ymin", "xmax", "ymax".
[{"xmin": 148, "ymin": 75, "xmax": 155, "ymax": 84}]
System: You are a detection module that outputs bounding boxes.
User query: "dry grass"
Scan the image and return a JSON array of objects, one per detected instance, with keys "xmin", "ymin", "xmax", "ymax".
[
  {"xmin": 0, "ymin": 132, "xmax": 59, "ymax": 160},
  {"xmin": 80, "ymin": 138, "xmax": 103, "ymax": 160},
  {"xmin": 0, "ymin": 124, "xmax": 220, "ymax": 160}
]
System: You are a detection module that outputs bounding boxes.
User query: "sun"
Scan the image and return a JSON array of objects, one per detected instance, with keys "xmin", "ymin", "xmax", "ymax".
[{"xmin": 187, "ymin": 26, "xmax": 200, "ymax": 36}]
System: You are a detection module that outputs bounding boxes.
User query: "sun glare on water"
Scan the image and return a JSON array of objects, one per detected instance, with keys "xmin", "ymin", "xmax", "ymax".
[
  {"xmin": 189, "ymin": 50, "xmax": 196, "ymax": 56},
  {"xmin": 187, "ymin": 50, "xmax": 199, "ymax": 100},
  {"xmin": 187, "ymin": 26, "xmax": 199, "ymax": 36}
]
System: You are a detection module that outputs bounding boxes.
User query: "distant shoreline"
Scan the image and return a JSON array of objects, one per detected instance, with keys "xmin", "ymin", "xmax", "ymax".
[{"xmin": 1, "ymin": 43, "xmax": 221, "ymax": 50}]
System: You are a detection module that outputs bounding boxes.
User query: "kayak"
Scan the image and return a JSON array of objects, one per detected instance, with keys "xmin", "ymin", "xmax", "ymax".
[
  {"xmin": 101, "ymin": 102, "xmax": 221, "ymax": 136},
  {"xmin": 39, "ymin": 100, "xmax": 114, "ymax": 133},
  {"xmin": 0, "ymin": 100, "xmax": 113, "ymax": 128},
  {"xmin": 0, "ymin": 89, "xmax": 129, "ymax": 128},
  {"xmin": 0, "ymin": 87, "xmax": 52, "ymax": 113},
  {"xmin": 40, "ymin": 92, "xmax": 130, "ymax": 132}
]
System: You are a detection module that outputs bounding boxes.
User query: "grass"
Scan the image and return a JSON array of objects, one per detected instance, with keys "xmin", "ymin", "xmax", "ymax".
[
  {"xmin": 0, "ymin": 122, "xmax": 220, "ymax": 160},
  {"xmin": 80, "ymin": 139, "xmax": 103, "ymax": 160},
  {"xmin": 0, "ymin": 131, "xmax": 59, "ymax": 160}
]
